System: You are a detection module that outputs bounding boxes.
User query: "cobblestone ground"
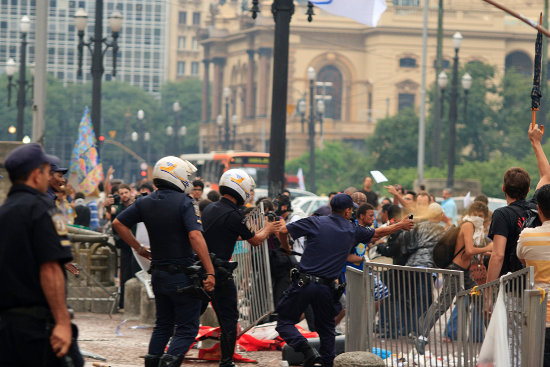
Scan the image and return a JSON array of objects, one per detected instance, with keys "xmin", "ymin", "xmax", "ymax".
[{"xmin": 76, "ymin": 312, "xmax": 284, "ymax": 367}]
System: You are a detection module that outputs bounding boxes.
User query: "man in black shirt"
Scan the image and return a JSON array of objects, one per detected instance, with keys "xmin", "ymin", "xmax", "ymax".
[
  {"xmin": 201, "ymin": 169, "xmax": 282, "ymax": 367},
  {"xmin": 0, "ymin": 143, "xmax": 83, "ymax": 366},
  {"xmin": 359, "ymin": 176, "xmax": 379, "ymax": 208}
]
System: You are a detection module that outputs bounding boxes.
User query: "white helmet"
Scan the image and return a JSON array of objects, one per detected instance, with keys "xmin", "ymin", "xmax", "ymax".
[
  {"xmin": 152, "ymin": 156, "xmax": 197, "ymax": 194},
  {"xmin": 219, "ymin": 169, "xmax": 255, "ymax": 205}
]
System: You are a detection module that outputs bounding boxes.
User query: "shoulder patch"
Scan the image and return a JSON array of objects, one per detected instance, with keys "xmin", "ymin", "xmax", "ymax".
[
  {"xmin": 50, "ymin": 211, "xmax": 69, "ymax": 237},
  {"xmin": 193, "ymin": 202, "xmax": 202, "ymax": 224}
]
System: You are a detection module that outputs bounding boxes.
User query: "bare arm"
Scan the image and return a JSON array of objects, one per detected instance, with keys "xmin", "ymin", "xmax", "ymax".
[
  {"xmin": 529, "ymin": 123, "xmax": 550, "ymax": 189},
  {"xmin": 462, "ymin": 222, "xmax": 493, "ymax": 256},
  {"xmin": 373, "ymin": 217, "xmax": 415, "ymax": 238},
  {"xmin": 188, "ymin": 230, "xmax": 215, "ymax": 291},
  {"xmin": 112, "ymin": 219, "xmax": 151, "ymax": 259},
  {"xmin": 347, "ymin": 254, "xmax": 363, "ymax": 264},
  {"xmin": 40, "ymin": 261, "xmax": 71, "ymax": 358},
  {"xmin": 276, "ymin": 224, "xmax": 291, "ymax": 253},
  {"xmin": 385, "ymin": 185, "xmax": 414, "ymax": 212},
  {"xmin": 485, "ymin": 234, "xmax": 507, "ymax": 283},
  {"xmin": 247, "ymin": 220, "xmax": 283, "ymax": 247}
]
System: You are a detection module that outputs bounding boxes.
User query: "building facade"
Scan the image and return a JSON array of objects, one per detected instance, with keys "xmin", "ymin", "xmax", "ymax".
[
  {"xmin": 198, "ymin": 0, "xmax": 542, "ymax": 159},
  {"xmin": 1, "ymin": 0, "xmax": 168, "ymax": 93}
]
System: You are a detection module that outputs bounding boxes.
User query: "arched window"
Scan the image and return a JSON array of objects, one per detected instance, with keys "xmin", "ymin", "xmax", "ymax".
[
  {"xmin": 505, "ymin": 51, "xmax": 532, "ymax": 75},
  {"xmin": 317, "ymin": 65, "xmax": 343, "ymax": 120},
  {"xmin": 400, "ymin": 57, "xmax": 417, "ymax": 68}
]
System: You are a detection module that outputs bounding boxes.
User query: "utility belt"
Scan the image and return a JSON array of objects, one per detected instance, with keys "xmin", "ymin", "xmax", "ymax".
[
  {"xmin": 290, "ymin": 268, "xmax": 346, "ymax": 302},
  {"xmin": 0, "ymin": 306, "xmax": 53, "ymax": 321},
  {"xmin": 150, "ymin": 263, "xmax": 197, "ymax": 275},
  {"xmin": 210, "ymin": 253, "xmax": 238, "ymax": 282}
]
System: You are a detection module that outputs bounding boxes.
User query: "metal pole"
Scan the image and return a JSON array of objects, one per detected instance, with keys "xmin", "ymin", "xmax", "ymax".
[
  {"xmin": 417, "ymin": 0, "xmax": 428, "ymax": 186},
  {"xmin": 91, "ymin": 0, "xmax": 104, "ymax": 148},
  {"xmin": 541, "ymin": 0, "xmax": 548, "ymax": 125},
  {"xmin": 174, "ymin": 111, "xmax": 180, "ymax": 154},
  {"xmin": 16, "ymin": 32, "xmax": 27, "ymax": 142},
  {"xmin": 32, "ymin": 0, "xmax": 48, "ymax": 145},
  {"xmin": 267, "ymin": 0, "xmax": 294, "ymax": 198},
  {"xmin": 432, "ymin": 0, "xmax": 444, "ymax": 167},
  {"xmin": 464, "ymin": 90, "xmax": 469, "ymax": 127},
  {"xmin": 308, "ymin": 77, "xmax": 316, "ymax": 193},
  {"xmin": 447, "ymin": 48, "xmax": 459, "ymax": 188},
  {"xmin": 225, "ymin": 96, "xmax": 230, "ymax": 150}
]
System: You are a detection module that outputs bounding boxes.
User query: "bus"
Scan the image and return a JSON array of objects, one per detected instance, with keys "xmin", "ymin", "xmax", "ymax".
[{"xmin": 180, "ymin": 151, "xmax": 270, "ymax": 188}]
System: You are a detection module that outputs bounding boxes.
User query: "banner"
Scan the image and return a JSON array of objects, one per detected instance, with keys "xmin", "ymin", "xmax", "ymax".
[
  {"xmin": 69, "ymin": 107, "xmax": 104, "ymax": 195},
  {"xmin": 310, "ymin": 0, "xmax": 387, "ymax": 27}
]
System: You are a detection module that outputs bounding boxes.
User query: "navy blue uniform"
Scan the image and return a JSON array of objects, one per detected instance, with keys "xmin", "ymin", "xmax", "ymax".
[
  {"xmin": 276, "ymin": 214, "xmax": 374, "ymax": 366},
  {"xmin": 201, "ymin": 197, "xmax": 254, "ymax": 365},
  {"xmin": 0, "ymin": 184, "xmax": 82, "ymax": 366},
  {"xmin": 116, "ymin": 188, "xmax": 202, "ymax": 357}
]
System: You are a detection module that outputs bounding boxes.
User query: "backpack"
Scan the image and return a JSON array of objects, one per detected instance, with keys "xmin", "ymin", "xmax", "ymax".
[
  {"xmin": 385, "ymin": 227, "xmax": 418, "ymax": 266},
  {"xmin": 433, "ymin": 225, "xmax": 464, "ymax": 268},
  {"xmin": 502, "ymin": 205, "xmax": 541, "ymax": 274}
]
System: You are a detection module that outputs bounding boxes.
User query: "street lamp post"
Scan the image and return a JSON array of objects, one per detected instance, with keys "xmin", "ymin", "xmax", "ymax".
[
  {"xmin": 435, "ymin": 71, "xmax": 448, "ymax": 167},
  {"xmin": 144, "ymin": 132, "xmax": 151, "ymax": 165},
  {"xmin": 5, "ymin": 17, "xmax": 31, "ymax": 141},
  {"xmin": 173, "ymin": 101, "xmax": 181, "ymax": 153},
  {"xmin": 216, "ymin": 114, "xmax": 224, "ymax": 147},
  {"xmin": 231, "ymin": 114, "xmax": 238, "ymax": 149},
  {"xmin": 298, "ymin": 99, "xmax": 306, "ymax": 133},
  {"xmin": 461, "ymin": 72, "xmax": 472, "ymax": 124},
  {"xmin": 165, "ymin": 126, "xmax": 174, "ymax": 155},
  {"xmin": 137, "ymin": 109, "xmax": 145, "ymax": 159},
  {"xmin": 317, "ymin": 99, "xmax": 325, "ymax": 147},
  {"xmin": 223, "ymin": 87, "xmax": 231, "ymax": 150},
  {"xmin": 308, "ymin": 66, "xmax": 316, "ymax": 194},
  {"xmin": 74, "ymin": 4, "xmax": 122, "ymax": 148},
  {"xmin": 447, "ymin": 32, "xmax": 462, "ymax": 189}
]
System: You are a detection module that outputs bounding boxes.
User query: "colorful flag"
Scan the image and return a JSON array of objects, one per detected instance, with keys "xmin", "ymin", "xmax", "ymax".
[
  {"xmin": 69, "ymin": 107, "xmax": 104, "ymax": 195},
  {"xmin": 310, "ymin": 0, "xmax": 387, "ymax": 27}
]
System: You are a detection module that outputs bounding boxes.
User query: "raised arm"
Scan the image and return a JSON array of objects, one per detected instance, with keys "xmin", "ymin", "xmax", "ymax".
[
  {"xmin": 247, "ymin": 219, "xmax": 283, "ymax": 247},
  {"xmin": 529, "ymin": 123, "xmax": 550, "ymax": 189}
]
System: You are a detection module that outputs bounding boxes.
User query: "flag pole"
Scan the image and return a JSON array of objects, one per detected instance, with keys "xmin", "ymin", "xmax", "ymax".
[{"xmin": 482, "ymin": 0, "xmax": 550, "ymax": 37}]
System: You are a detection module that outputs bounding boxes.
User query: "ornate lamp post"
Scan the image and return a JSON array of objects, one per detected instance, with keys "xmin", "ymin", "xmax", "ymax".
[
  {"xmin": 74, "ymin": 4, "xmax": 122, "ymax": 147},
  {"xmin": 447, "ymin": 32, "xmax": 462, "ymax": 188},
  {"xmin": 434, "ymin": 71, "xmax": 448, "ymax": 166},
  {"xmin": 298, "ymin": 99, "xmax": 306, "ymax": 133},
  {"xmin": 173, "ymin": 101, "xmax": 182, "ymax": 153},
  {"xmin": 5, "ymin": 16, "xmax": 31, "ymax": 141},
  {"xmin": 317, "ymin": 99, "xmax": 325, "ymax": 147},
  {"xmin": 231, "ymin": 114, "xmax": 239, "ymax": 149},
  {"xmin": 461, "ymin": 72, "xmax": 472, "ymax": 122},
  {"xmin": 223, "ymin": 87, "xmax": 231, "ymax": 150}
]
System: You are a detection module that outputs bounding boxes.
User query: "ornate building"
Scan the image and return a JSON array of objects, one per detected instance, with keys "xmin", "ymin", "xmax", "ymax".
[{"xmin": 198, "ymin": 0, "xmax": 541, "ymax": 159}]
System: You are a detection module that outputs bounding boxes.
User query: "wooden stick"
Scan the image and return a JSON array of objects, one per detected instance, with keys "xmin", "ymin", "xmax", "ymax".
[
  {"xmin": 482, "ymin": 0, "xmax": 550, "ymax": 38},
  {"xmin": 532, "ymin": 109, "xmax": 538, "ymax": 129}
]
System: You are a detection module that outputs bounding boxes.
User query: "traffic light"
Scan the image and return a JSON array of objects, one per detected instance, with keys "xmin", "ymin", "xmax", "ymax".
[
  {"xmin": 140, "ymin": 170, "xmax": 147, "ymax": 177},
  {"xmin": 98, "ymin": 135, "xmax": 105, "ymax": 142}
]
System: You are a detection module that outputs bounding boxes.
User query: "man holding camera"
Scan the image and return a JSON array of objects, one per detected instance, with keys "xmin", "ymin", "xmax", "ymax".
[{"xmin": 106, "ymin": 183, "xmax": 140, "ymax": 309}]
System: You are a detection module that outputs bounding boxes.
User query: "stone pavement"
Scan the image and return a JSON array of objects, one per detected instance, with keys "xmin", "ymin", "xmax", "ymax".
[{"xmin": 75, "ymin": 312, "xmax": 284, "ymax": 367}]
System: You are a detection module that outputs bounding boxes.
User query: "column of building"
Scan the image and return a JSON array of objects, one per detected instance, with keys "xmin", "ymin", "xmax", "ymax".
[
  {"xmin": 211, "ymin": 57, "xmax": 226, "ymax": 121},
  {"xmin": 257, "ymin": 47, "xmax": 272, "ymax": 117},
  {"xmin": 246, "ymin": 49, "xmax": 255, "ymax": 118},
  {"xmin": 201, "ymin": 59, "xmax": 210, "ymax": 122}
]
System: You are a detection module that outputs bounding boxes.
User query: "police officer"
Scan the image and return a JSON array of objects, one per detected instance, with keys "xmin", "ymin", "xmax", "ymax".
[
  {"xmin": 276, "ymin": 193, "xmax": 414, "ymax": 367},
  {"xmin": 201, "ymin": 169, "xmax": 282, "ymax": 367},
  {"xmin": 113, "ymin": 156, "xmax": 216, "ymax": 367},
  {"xmin": 0, "ymin": 143, "xmax": 84, "ymax": 366},
  {"xmin": 46, "ymin": 157, "xmax": 68, "ymax": 202}
]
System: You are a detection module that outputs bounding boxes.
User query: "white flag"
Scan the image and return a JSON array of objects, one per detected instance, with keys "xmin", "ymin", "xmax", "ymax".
[
  {"xmin": 311, "ymin": 0, "xmax": 387, "ymax": 27},
  {"xmin": 463, "ymin": 191, "xmax": 473, "ymax": 208},
  {"xmin": 297, "ymin": 168, "xmax": 306, "ymax": 191},
  {"xmin": 370, "ymin": 170, "xmax": 388, "ymax": 184}
]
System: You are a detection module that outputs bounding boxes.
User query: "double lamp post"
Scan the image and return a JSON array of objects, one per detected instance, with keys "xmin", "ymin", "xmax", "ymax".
[{"xmin": 217, "ymin": 87, "xmax": 239, "ymax": 150}]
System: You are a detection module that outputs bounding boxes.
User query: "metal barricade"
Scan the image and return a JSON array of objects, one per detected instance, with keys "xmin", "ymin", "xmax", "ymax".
[
  {"xmin": 231, "ymin": 204, "xmax": 274, "ymax": 335},
  {"xmin": 456, "ymin": 267, "xmax": 545, "ymax": 367},
  {"xmin": 346, "ymin": 262, "xmax": 546, "ymax": 367}
]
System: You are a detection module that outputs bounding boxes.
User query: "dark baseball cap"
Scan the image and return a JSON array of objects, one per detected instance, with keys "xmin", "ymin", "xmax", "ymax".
[
  {"xmin": 330, "ymin": 193, "xmax": 355, "ymax": 211},
  {"xmin": 50, "ymin": 157, "xmax": 68, "ymax": 174},
  {"xmin": 4, "ymin": 143, "xmax": 58, "ymax": 178}
]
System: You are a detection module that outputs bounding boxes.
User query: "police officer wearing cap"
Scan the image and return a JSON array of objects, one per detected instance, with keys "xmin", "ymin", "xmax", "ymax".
[
  {"xmin": 113, "ymin": 156, "xmax": 216, "ymax": 367},
  {"xmin": 46, "ymin": 157, "xmax": 68, "ymax": 203},
  {"xmin": 0, "ymin": 143, "xmax": 84, "ymax": 366},
  {"xmin": 201, "ymin": 169, "xmax": 283, "ymax": 367},
  {"xmin": 276, "ymin": 193, "xmax": 414, "ymax": 367}
]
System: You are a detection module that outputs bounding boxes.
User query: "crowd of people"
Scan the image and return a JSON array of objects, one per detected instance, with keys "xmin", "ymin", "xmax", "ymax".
[{"xmin": 4, "ymin": 123, "xmax": 550, "ymax": 366}]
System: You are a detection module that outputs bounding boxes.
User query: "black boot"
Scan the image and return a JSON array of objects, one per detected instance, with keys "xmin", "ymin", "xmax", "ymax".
[
  {"xmin": 301, "ymin": 343, "xmax": 322, "ymax": 367},
  {"xmin": 144, "ymin": 354, "xmax": 161, "ymax": 367},
  {"xmin": 219, "ymin": 331, "xmax": 237, "ymax": 367},
  {"xmin": 158, "ymin": 354, "xmax": 184, "ymax": 367}
]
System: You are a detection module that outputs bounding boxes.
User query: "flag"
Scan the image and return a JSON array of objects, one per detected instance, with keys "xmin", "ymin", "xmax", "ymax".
[
  {"xmin": 463, "ymin": 191, "xmax": 473, "ymax": 208},
  {"xmin": 310, "ymin": 0, "xmax": 387, "ymax": 27},
  {"xmin": 69, "ymin": 107, "xmax": 104, "ymax": 195},
  {"xmin": 297, "ymin": 168, "xmax": 306, "ymax": 191}
]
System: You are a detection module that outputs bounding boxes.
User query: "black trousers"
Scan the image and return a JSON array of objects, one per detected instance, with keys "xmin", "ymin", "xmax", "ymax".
[{"xmin": 0, "ymin": 312, "xmax": 83, "ymax": 367}]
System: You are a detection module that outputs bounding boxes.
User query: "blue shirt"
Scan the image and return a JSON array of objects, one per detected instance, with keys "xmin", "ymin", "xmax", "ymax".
[
  {"xmin": 441, "ymin": 198, "xmax": 458, "ymax": 225},
  {"xmin": 287, "ymin": 214, "xmax": 375, "ymax": 279},
  {"xmin": 116, "ymin": 188, "xmax": 202, "ymax": 264}
]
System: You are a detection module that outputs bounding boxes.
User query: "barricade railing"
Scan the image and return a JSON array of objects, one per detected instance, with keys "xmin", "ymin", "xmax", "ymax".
[
  {"xmin": 231, "ymin": 204, "xmax": 274, "ymax": 335},
  {"xmin": 346, "ymin": 262, "xmax": 545, "ymax": 367},
  {"xmin": 456, "ymin": 266, "xmax": 545, "ymax": 367}
]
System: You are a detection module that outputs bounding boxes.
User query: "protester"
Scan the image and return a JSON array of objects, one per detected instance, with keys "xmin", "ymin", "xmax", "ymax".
[
  {"xmin": 441, "ymin": 188, "xmax": 458, "ymax": 225},
  {"xmin": 73, "ymin": 192, "xmax": 91, "ymax": 228},
  {"xmin": 359, "ymin": 176, "xmax": 379, "ymax": 207},
  {"xmin": 191, "ymin": 179, "xmax": 205, "ymax": 202}
]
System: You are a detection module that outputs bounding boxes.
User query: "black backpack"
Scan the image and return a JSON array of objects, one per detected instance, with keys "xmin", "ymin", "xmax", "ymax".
[
  {"xmin": 502, "ymin": 205, "xmax": 541, "ymax": 274},
  {"xmin": 432, "ymin": 225, "xmax": 464, "ymax": 268}
]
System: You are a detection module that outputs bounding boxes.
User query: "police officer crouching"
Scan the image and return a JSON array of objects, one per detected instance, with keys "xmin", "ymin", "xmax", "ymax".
[
  {"xmin": 201, "ymin": 169, "xmax": 283, "ymax": 367},
  {"xmin": 276, "ymin": 193, "xmax": 414, "ymax": 367},
  {"xmin": 0, "ymin": 143, "xmax": 84, "ymax": 366},
  {"xmin": 113, "ymin": 156, "xmax": 216, "ymax": 367}
]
